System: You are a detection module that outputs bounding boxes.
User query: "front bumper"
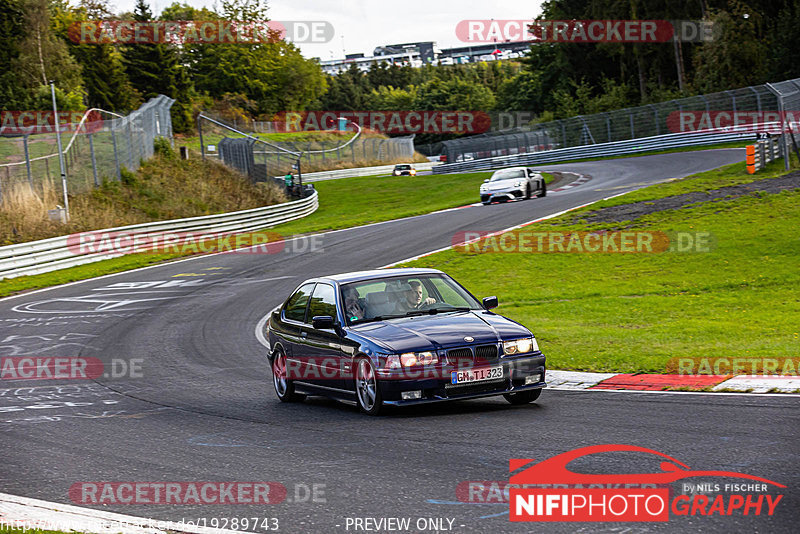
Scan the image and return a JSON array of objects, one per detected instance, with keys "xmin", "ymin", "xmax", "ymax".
[
  {"xmin": 378, "ymin": 353, "xmax": 546, "ymax": 405},
  {"xmin": 480, "ymin": 187, "xmax": 524, "ymax": 203}
]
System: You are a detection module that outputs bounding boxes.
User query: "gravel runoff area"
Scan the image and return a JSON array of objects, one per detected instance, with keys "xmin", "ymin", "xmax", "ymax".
[{"xmin": 578, "ymin": 171, "xmax": 800, "ymax": 225}]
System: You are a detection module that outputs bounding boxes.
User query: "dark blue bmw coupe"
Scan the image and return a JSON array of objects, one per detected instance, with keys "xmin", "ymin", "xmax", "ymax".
[{"xmin": 266, "ymin": 268, "xmax": 546, "ymax": 414}]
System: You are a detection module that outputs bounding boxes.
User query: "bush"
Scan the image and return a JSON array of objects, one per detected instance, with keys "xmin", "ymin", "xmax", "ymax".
[{"xmin": 153, "ymin": 137, "xmax": 175, "ymax": 159}]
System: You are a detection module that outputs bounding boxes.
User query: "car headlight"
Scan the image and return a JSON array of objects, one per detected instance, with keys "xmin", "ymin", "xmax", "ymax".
[
  {"xmin": 393, "ymin": 171, "xmax": 399, "ymax": 175},
  {"xmin": 503, "ymin": 337, "xmax": 536, "ymax": 355},
  {"xmin": 382, "ymin": 351, "xmax": 439, "ymax": 370},
  {"xmin": 514, "ymin": 180, "xmax": 524, "ymax": 187},
  {"xmin": 410, "ymin": 170, "xmax": 416, "ymax": 175}
]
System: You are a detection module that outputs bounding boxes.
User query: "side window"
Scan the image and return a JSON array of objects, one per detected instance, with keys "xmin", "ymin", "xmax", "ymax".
[
  {"xmin": 308, "ymin": 283, "xmax": 338, "ymax": 320},
  {"xmin": 284, "ymin": 283, "xmax": 315, "ymax": 323}
]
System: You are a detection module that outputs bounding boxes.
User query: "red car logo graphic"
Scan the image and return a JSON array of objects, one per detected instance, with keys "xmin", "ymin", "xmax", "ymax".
[{"xmin": 510, "ymin": 444, "xmax": 785, "ymax": 487}]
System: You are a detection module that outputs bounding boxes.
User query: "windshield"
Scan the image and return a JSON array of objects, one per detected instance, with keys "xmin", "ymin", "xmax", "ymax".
[
  {"xmin": 490, "ymin": 169, "xmax": 526, "ymax": 181},
  {"xmin": 341, "ymin": 274, "xmax": 482, "ymax": 325},
  {"xmin": 395, "ymin": 165, "xmax": 411, "ymax": 170}
]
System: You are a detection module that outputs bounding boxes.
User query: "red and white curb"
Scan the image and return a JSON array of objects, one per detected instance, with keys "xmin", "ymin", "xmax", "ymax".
[
  {"xmin": 551, "ymin": 173, "xmax": 592, "ymax": 192},
  {"xmin": 0, "ymin": 492, "xmax": 249, "ymax": 534},
  {"xmin": 547, "ymin": 370, "xmax": 800, "ymax": 394}
]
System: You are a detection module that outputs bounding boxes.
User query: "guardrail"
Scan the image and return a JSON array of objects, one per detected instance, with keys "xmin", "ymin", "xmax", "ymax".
[
  {"xmin": 282, "ymin": 161, "xmax": 440, "ymax": 183},
  {"xmin": 432, "ymin": 127, "xmax": 770, "ymax": 174},
  {"xmin": 746, "ymin": 138, "xmax": 782, "ymax": 173},
  {"xmin": 0, "ymin": 191, "xmax": 318, "ymax": 280}
]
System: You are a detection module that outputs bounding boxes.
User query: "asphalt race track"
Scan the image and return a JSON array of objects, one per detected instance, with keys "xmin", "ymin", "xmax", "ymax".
[{"xmin": 2, "ymin": 148, "xmax": 797, "ymax": 533}]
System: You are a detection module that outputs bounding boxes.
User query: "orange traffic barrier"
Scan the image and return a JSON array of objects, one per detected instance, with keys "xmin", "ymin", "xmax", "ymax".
[{"xmin": 746, "ymin": 144, "xmax": 756, "ymax": 174}]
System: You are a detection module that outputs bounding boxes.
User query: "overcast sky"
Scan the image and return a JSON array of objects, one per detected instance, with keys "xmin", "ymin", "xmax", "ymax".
[{"xmin": 109, "ymin": 0, "xmax": 544, "ymax": 60}]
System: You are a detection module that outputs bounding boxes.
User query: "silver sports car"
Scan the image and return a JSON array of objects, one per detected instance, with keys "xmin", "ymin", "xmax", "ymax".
[{"xmin": 480, "ymin": 167, "xmax": 547, "ymax": 204}]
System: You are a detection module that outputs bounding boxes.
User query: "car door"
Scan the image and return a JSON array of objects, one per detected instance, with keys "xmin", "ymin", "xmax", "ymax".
[
  {"xmin": 300, "ymin": 283, "xmax": 347, "ymax": 390},
  {"xmin": 280, "ymin": 282, "xmax": 316, "ymax": 378}
]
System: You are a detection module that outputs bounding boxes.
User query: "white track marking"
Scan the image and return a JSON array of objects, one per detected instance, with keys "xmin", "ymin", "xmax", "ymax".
[{"xmin": 0, "ymin": 492, "xmax": 253, "ymax": 534}]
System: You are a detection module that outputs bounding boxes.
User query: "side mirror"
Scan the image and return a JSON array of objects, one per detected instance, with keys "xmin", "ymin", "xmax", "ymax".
[
  {"xmin": 483, "ymin": 179, "xmax": 490, "ymax": 183},
  {"xmin": 312, "ymin": 315, "xmax": 335, "ymax": 330},
  {"xmin": 482, "ymin": 296, "xmax": 499, "ymax": 310}
]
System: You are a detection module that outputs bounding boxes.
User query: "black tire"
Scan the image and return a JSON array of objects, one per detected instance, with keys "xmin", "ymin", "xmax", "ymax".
[
  {"xmin": 272, "ymin": 349, "xmax": 304, "ymax": 403},
  {"xmin": 354, "ymin": 357, "xmax": 383, "ymax": 415},
  {"xmin": 537, "ymin": 180, "xmax": 547, "ymax": 198},
  {"xmin": 525, "ymin": 184, "xmax": 532, "ymax": 199},
  {"xmin": 503, "ymin": 388, "xmax": 542, "ymax": 405}
]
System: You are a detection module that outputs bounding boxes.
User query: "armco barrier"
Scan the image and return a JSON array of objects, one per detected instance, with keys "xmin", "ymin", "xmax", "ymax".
[
  {"xmin": 746, "ymin": 138, "xmax": 782, "ymax": 173},
  {"xmin": 432, "ymin": 126, "xmax": 770, "ymax": 174},
  {"xmin": 282, "ymin": 161, "xmax": 440, "ymax": 183},
  {"xmin": 0, "ymin": 191, "xmax": 318, "ymax": 280}
]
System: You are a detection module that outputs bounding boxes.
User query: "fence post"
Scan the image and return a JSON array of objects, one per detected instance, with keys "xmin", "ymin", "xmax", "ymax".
[
  {"xmin": 629, "ymin": 112, "xmax": 635, "ymax": 139},
  {"xmin": 126, "ymin": 119, "xmax": 135, "ymax": 169},
  {"xmin": 23, "ymin": 135, "xmax": 33, "ymax": 190},
  {"xmin": 198, "ymin": 117, "xmax": 206, "ymax": 160},
  {"xmin": 88, "ymin": 133, "xmax": 99, "ymax": 186},
  {"xmin": 111, "ymin": 127, "xmax": 122, "ymax": 180},
  {"xmin": 1, "ymin": 166, "xmax": 8, "ymax": 201},
  {"xmin": 605, "ymin": 113, "xmax": 612, "ymax": 142},
  {"xmin": 766, "ymin": 82, "xmax": 790, "ymax": 171},
  {"xmin": 748, "ymin": 86, "xmax": 761, "ymax": 113}
]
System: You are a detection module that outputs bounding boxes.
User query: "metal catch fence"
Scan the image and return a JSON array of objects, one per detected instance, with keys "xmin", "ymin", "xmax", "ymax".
[
  {"xmin": 440, "ymin": 79, "xmax": 800, "ymax": 164},
  {"xmin": 0, "ymin": 95, "xmax": 174, "ymax": 203},
  {"xmin": 197, "ymin": 113, "xmax": 416, "ymax": 181}
]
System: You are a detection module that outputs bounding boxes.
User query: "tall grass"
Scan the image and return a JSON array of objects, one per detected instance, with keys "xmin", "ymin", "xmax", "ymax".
[{"xmin": 0, "ymin": 153, "xmax": 286, "ymax": 246}]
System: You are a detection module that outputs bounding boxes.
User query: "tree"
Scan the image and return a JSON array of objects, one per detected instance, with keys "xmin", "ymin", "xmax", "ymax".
[
  {"xmin": 692, "ymin": 1, "xmax": 770, "ymax": 92},
  {"xmin": 61, "ymin": 0, "xmax": 138, "ymax": 111},
  {"xmin": 122, "ymin": 0, "xmax": 194, "ymax": 131},
  {"xmin": 16, "ymin": 0, "xmax": 84, "ymax": 107},
  {"xmin": 0, "ymin": 0, "xmax": 30, "ymax": 108}
]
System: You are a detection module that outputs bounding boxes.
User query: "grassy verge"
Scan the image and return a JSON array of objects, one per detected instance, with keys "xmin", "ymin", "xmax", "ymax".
[
  {"xmin": 401, "ymin": 156, "xmax": 800, "ymax": 374},
  {"xmin": 0, "ymin": 170, "xmax": 493, "ymax": 297},
  {"xmin": 0, "ymin": 144, "xmax": 286, "ymax": 245}
]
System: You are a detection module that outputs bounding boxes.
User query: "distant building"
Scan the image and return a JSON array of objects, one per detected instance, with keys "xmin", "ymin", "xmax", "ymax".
[{"xmin": 320, "ymin": 40, "xmax": 531, "ymax": 75}]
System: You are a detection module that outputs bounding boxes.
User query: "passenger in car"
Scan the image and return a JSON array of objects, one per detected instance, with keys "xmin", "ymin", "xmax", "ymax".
[{"xmin": 343, "ymin": 286, "xmax": 366, "ymax": 321}]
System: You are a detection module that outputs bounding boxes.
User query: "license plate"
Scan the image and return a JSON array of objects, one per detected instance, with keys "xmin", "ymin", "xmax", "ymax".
[{"xmin": 451, "ymin": 365, "xmax": 503, "ymax": 384}]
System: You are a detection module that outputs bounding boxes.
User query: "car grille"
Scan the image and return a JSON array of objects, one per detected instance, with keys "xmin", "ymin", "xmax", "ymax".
[
  {"xmin": 447, "ymin": 348, "xmax": 472, "ymax": 362},
  {"xmin": 475, "ymin": 344, "xmax": 498, "ymax": 362},
  {"xmin": 447, "ymin": 344, "xmax": 499, "ymax": 365},
  {"xmin": 445, "ymin": 379, "xmax": 507, "ymax": 397}
]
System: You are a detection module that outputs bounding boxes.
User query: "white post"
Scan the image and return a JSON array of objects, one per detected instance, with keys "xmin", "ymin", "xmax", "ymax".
[{"xmin": 50, "ymin": 82, "xmax": 70, "ymax": 220}]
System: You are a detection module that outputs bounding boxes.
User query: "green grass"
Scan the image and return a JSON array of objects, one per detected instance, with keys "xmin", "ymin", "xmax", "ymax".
[
  {"xmin": 0, "ymin": 170, "xmax": 493, "ymax": 297},
  {"xmin": 270, "ymin": 171, "xmax": 493, "ymax": 235},
  {"xmin": 400, "ymin": 157, "xmax": 800, "ymax": 373}
]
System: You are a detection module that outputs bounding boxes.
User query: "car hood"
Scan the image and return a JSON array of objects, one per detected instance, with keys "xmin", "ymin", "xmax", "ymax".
[
  {"xmin": 485, "ymin": 178, "xmax": 523, "ymax": 189},
  {"xmin": 350, "ymin": 311, "xmax": 531, "ymax": 352}
]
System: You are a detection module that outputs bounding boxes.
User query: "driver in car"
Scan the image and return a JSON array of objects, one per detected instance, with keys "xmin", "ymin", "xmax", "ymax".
[{"xmin": 395, "ymin": 280, "xmax": 436, "ymax": 313}]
